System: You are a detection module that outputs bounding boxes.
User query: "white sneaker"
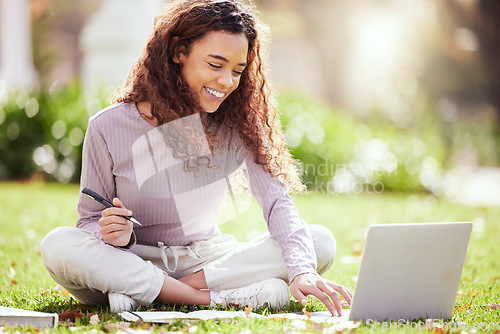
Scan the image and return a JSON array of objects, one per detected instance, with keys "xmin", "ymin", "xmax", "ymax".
[
  {"xmin": 214, "ymin": 278, "xmax": 290, "ymax": 309},
  {"xmin": 108, "ymin": 293, "xmax": 140, "ymax": 313}
]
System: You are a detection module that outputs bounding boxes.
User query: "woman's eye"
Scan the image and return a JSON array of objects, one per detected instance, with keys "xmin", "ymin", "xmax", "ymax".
[
  {"xmin": 209, "ymin": 63, "xmax": 222, "ymax": 69},
  {"xmin": 233, "ymin": 70, "xmax": 243, "ymax": 77}
]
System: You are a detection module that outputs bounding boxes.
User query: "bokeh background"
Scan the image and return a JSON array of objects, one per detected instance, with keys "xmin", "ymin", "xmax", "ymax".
[{"xmin": 1, "ymin": 0, "xmax": 500, "ymax": 206}]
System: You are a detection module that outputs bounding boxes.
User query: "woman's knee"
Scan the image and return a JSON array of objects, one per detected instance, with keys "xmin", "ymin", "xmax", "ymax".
[
  {"xmin": 309, "ymin": 224, "xmax": 336, "ymax": 275},
  {"xmin": 40, "ymin": 226, "xmax": 84, "ymax": 272}
]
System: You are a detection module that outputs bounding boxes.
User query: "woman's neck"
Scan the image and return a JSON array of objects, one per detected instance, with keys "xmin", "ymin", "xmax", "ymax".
[{"xmin": 136, "ymin": 101, "xmax": 159, "ymax": 127}]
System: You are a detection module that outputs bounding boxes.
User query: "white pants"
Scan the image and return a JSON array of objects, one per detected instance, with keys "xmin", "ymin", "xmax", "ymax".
[{"xmin": 40, "ymin": 225, "xmax": 336, "ymax": 306}]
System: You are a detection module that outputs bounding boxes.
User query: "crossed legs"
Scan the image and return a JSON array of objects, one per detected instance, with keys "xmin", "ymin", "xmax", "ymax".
[{"xmin": 41, "ymin": 225, "xmax": 335, "ymax": 307}]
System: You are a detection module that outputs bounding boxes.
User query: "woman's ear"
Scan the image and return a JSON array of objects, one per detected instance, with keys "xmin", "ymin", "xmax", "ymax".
[
  {"xmin": 173, "ymin": 50, "xmax": 186, "ymax": 64},
  {"xmin": 173, "ymin": 43, "xmax": 187, "ymax": 64}
]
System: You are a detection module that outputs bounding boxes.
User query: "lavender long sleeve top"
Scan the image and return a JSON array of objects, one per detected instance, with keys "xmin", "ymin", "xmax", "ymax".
[{"xmin": 76, "ymin": 102, "xmax": 317, "ymax": 282}]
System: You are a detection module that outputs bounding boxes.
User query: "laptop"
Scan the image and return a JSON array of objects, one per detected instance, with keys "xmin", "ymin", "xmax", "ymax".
[{"xmin": 344, "ymin": 221, "xmax": 472, "ymax": 321}]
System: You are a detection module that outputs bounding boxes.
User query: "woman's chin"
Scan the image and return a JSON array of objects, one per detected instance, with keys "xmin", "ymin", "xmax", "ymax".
[{"xmin": 200, "ymin": 104, "xmax": 221, "ymax": 113}]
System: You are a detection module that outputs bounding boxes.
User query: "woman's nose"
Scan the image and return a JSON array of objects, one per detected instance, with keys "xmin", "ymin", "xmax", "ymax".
[{"xmin": 217, "ymin": 70, "xmax": 234, "ymax": 89}]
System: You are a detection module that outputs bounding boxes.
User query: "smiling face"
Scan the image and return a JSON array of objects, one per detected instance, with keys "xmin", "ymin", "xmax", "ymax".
[{"xmin": 177, "ymin": 31, "xmax": 249, "ymax": 113}]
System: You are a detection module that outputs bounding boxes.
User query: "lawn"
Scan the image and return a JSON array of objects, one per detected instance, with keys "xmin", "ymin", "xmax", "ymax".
[{"xmin": 1, "ymin": 181, "xmax": 499, "ymax": 333}]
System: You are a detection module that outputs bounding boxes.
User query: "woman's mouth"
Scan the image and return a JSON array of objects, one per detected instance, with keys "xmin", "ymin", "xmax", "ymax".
[{"xmin": 205, "ymin": 87, "xmax": 225, "ymax": 99}]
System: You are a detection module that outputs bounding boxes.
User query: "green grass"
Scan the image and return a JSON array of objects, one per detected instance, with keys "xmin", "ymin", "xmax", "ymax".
[{"xmin": 1, "ymin": 182, "xmax": 500, "ymax": 333}]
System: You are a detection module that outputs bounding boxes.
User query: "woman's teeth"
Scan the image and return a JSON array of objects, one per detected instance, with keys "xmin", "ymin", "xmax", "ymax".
[{"xmin": 206, "ymin": 87, "xmax": 224, "ymax": 98}]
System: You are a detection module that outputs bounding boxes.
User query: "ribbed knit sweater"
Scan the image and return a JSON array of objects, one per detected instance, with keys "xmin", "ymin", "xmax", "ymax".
[{"xmin": 76, "ymin": 102, "xmax": 317, "ymax": 282}]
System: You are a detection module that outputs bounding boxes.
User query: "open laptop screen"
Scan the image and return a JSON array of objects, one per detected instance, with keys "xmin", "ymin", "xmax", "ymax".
[{"xmin": 349, "ymin": 222, "xmax": 472, "ymax": 321}]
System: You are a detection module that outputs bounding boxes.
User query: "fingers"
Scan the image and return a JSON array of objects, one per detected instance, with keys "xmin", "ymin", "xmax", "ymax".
[
  {"xmin": 96, "ymin": 197, "xmax": 133, "ymax": 247},
  {"xmin": 99, "ymin": 197, "xmax": 133, "ymax": 233},
  {"xmin": 291, "ymin": 274, "xmax": 353, "ymax": 317},
  {"xmin": 319, "ymin": 280, "xmax": 356, "ymax": 317},
  {"xmin": 292, "ymin": 288, "xmax": 308, "ymax": 306},
  {"xmin": 309, "ymin": 283, "xmax": 339, "ymax": 316},
  {"xmin": 99, "ymin": 215, "xmax": 133, "ymax": 246},
  {"xmin": 323, "ymin": 280, "xmax": 356, "ymax": 316},
  {"xmin": 326, "ymin": 281, "xmax": 353, "ymax": 305},
  {"xmin": 112, "ymin": 197, "xmax": 124, "ymax": 208},
  {"xmin": 99, "ymin": 216, "xmax": 132, "ymax": 233},
  {"xmin": 101, "ymin": 198, "xmax": 133, "ymax": 220}
]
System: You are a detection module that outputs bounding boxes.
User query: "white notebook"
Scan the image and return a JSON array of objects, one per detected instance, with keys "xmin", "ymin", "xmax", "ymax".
[{"xmin": 0, "ymin": 306, "xmax": 58, "ymax": 328}]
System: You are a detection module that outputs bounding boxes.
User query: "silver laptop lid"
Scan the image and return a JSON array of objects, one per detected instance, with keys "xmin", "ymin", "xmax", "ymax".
[{"xmin": 349, "ymin": 222, "xmax": 472, "ymax": 321}]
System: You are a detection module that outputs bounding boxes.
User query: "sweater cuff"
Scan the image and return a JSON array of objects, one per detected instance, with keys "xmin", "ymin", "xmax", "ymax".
[{"xmin": 99, "ymin": 231, "xmax": 137, "ymax": 249}]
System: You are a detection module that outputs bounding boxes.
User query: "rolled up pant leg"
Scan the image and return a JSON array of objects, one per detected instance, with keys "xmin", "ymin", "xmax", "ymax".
[
  {"xmin": 204, "ymin": 224, "xmax": 336, "ymax": 291},
  {"xmin": 40, "ymin": 226, "xmax": 164, "ymax": 305}
]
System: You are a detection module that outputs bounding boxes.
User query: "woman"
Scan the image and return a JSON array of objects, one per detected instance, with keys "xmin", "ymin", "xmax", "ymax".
[{"xmin": 41, "ymin": 0, "xmax": 352, "ymax": 315}]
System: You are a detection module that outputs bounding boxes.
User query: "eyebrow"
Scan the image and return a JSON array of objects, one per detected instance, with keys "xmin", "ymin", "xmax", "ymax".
[{"xmin": 208, "ymin": 54, "xmax": 247, "ymax": 67}]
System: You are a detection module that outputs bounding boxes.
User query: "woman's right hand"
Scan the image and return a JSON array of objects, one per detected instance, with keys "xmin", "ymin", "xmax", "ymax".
[{"xmin": 98, "ymin": 197, "xmax": 133, "ymax": 247}]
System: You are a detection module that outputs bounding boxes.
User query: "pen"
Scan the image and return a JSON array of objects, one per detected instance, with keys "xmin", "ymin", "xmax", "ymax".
[{"xmin": 81, "ymin": 187, "xmax": 142, "ymax": 225}]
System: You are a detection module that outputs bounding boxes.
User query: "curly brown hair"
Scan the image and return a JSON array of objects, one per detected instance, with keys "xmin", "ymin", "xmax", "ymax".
[{"xmin": 111, "ymin": 0, "xmax": 305, "ymax": 193}]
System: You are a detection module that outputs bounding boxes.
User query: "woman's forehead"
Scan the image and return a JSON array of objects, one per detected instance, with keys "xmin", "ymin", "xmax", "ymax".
[{"xmin": 191, "ymin": 31, "xmax": 249, "ymax": 63}]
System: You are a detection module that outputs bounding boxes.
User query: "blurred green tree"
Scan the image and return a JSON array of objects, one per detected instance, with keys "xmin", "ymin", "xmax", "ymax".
[{"xmin": 477, "ymin": 0, "xmax": 500, "ymax": 125}]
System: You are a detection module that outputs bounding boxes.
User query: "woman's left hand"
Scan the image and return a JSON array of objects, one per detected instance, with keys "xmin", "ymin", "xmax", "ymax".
[{"xmin": 289, "ymin": 272, "xmax": 353, "ymax": 316}]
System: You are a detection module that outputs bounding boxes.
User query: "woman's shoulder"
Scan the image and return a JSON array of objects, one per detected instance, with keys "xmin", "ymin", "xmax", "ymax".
[{"xmin": 89, "ymin": 102, "xmax": 133, "ymax": 125}]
